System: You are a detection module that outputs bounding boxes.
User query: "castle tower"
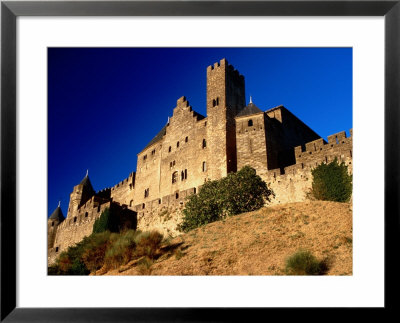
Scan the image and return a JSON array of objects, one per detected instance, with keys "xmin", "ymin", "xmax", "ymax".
[
  {"xmin": 66, "ymin": 171, "xmax": 95, "ymax": 218},
  {"xmin": 206, "ymin": 58, "xmax": 245, "ymax": 178},
  {"xmin": 47, "ymin": 202, "xmax": 65, "ymax": 249}
]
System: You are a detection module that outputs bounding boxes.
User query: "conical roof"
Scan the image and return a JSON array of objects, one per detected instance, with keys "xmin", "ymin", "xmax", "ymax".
[
  {"xmin": 79, "ymin": 174, "xmax": 95, "ymax": 192},
  {"xmin": 236, "ymin": 102, "xmax": 263, "ymax": 117},
  {"xmin": 49, "ymin": 206, "xmax": 65, "ymax": 222}
]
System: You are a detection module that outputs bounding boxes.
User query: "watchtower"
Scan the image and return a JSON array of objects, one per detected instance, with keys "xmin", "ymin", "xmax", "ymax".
[
  {"xmin": 66, "ymin": 172, "xmax": 95, "ymax": 219},
  {"xmin": 47, "ymin": 202, "xmax": 65, "ymax": 249},
  {"xmin": 206, "ymin": 58, "xmax": 245, "ymax": 179}
]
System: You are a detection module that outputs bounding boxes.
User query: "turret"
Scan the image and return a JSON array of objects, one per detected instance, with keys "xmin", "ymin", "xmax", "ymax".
[
  {"xmin": 66, "ymin": 171, "xmax": 95, "ymax": 219},
  {"xmin": 48, "ymin": 202, "xmax": 65, "ymax": 249}
]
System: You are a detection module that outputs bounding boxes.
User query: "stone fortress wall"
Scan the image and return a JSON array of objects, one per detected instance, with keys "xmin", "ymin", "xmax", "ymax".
[{"xmin": 48, "ymin": 58, "xmax": 352, "ymax": 265}]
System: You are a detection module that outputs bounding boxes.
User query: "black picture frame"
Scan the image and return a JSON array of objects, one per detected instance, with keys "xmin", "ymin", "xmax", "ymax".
[{"xmin": 1, "ymin": 1, "xmax": 399, "ymax": 321}]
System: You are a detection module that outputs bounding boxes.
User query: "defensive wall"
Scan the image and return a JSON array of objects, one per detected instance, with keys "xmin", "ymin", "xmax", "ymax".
[
  {"xmin": 260, "ymin": 129, "xmax": 353, "ymax": 205},
  {"xmin": 48, "ymin": 58, "xmax": 353, "ymax": 266},
  {"xmin": 48, "ymin": 195, "xmax": 136, "ymax": 265}
]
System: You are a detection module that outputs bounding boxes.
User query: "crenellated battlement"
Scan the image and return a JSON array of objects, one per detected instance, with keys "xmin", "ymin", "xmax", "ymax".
[
  {"xmin": 111, "ymin": 172, "xmax": 135, "ymax": 191},
  {"xmin": 295, "ymin": 129, "xmax": 352, "ymax": 166},
  {"xmin": 207, "ymin": 59, "xmax": 244, "ymax": 80}
]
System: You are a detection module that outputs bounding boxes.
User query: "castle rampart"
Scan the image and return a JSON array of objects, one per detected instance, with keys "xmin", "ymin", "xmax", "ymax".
[
  {"xmin": 49, "ymin": 59, "xmax": 352, "ymax": 266},
  {"xmin": 260, "ymin": 129, "xmax": 353, "ymax": 205},
  {"xmin": 110, "ymin": 172, "xmax": 135, "ymax": 207}
]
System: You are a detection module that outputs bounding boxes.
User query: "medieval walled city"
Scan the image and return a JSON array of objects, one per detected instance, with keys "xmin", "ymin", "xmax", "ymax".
[{"xmin": 48, "ymin": 58, "xmax": 352, "ymax": 265}]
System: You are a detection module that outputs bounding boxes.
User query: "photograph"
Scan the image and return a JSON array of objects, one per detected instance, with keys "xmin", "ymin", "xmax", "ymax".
[{"xmin": 47, "ymin": 48, "xmax": 353, "ymax": 276}]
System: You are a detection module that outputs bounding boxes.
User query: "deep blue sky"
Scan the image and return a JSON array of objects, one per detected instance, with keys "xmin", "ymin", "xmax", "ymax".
[{"xmin": 48, "ymin": 48, "xmax": 352, "ymax": 217}]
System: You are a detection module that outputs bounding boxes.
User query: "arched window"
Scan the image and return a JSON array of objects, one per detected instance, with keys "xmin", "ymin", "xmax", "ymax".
[
  {"xmin": 85, "ymin": 212, "xmax": 88, "ymax": 218},
  {"xmin": 202, "ymin": 139, "xmax": 207, "ymax": 148},
  {"xmin": 51, "ymin": 221, "xmax": 54, "ymax": 227},
  {"xmin": 130, "ymin": 200, "xmax": 133, "ymax": 207},
  {"xmin": 175, "ymin": 192, "xmax": 179, "ymax": 199},
  {"xmin": 172, "ymin": 171, "xmax": 178, "ymax": 184},
  {"xmin": 202, "ymin": 161, "xmax": 207, "ymax": 172},
  {"xmin": 185, "ymin": 136, "xmax": 188, "ymax": 143},
  {"xmin": 177, "ymin": 141, "xmax": 180, "ymax": 148},
  {"xmin": 248, "ymin": 119, "xmax": 253, "ymax": 127},
  {"xmin": 181, "ymin": 171, "xmax": 185, "ymax": 181},
  {"xmin": 74, "ymin": 216, "xmax": 77, "ymax": 223},
  {"xmin": 142, "ymin": 203, "xmax": 145, "ymax": 209},
  {"xmin": 168, "ymin": 146, "xmax": 172, "ymax": 153}
]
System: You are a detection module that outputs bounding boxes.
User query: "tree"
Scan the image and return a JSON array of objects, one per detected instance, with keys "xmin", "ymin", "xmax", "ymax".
[
  {"xmin": 310, "ymin": 158, "xmax": 352, "ymax": 202},
  {"xmin": 178, "ymin": 166, "xmax": 273, "ymax": 232}
]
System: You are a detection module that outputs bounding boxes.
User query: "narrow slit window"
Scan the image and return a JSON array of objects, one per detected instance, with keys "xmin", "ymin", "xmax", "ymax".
[{"xmin": 202, "ymin": 161, "xmax": 207, "ymax": 172}]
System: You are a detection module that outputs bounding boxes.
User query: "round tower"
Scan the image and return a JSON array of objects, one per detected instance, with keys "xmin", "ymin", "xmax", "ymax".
[
  {"xmin": 66, "ymin": 171, "xmax": 95, "ymax": 219},
  {"xmin": 48, "ymin": 202, "xmax": 65, "ymax": 249}
]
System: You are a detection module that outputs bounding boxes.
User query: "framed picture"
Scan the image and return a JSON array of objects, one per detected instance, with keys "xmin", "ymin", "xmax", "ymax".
[{"xmin": 1, "ymin": 0, "xmax": 399, "ymax": 321}]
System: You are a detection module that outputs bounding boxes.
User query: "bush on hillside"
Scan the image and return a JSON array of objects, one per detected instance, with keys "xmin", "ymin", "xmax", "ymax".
[
  {"xmin": 134, "ymin": 231, "xmax": 164, "ymax": 259},
  {"xmin": 285, "ymin": 249, "xmax": 328, "ymax": 275},
  {"xmin": 81, "ymin": 231, "xmax": 112, "ymax": 272},
  {"xmin": 104, "ymin": 230, "xmax": 140, "ymax": 269},
  {"xmin": 55, "ymin": 237, "xmax": 93, "ymax": 275},
  {"xmin": 310, "ymin": 158, "xmax": 352, "ymax": 202},
  {"xmin": 178, "ymin": 166, "xmax": 273, "ymax": 232},
  {"xmin": 48, "ymin": 229, "xmax": 165, "ymax": 275}
]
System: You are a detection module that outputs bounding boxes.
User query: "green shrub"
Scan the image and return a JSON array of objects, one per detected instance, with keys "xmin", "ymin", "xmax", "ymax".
[
  {"xmin": 81, "ymin": 231, "xmax": 111, "ymax": 272},
  {"xmin": 134, "ymin": 231, "xmax": 164, "ymax": 259},
  {"xmin": 93, "ymin": 208, "xmax": 112, "ymax": 233},
  {"xmin": 178, "ymin": 166, "xmax": 272, "ymax": 232},
  {"xmin": 137, "ymin": 256, "xmax": 153, "ymax": 275},
  {"xmin": 310, "ymin": 158, "xmax": 352, "ymax": 202},
  {"xmin": 48, "ymin": 229, "xmax": 165, "ymax": 275},
  {"xmin": 70, "ymin": 259, "xmax": 90, "ymax": 275},
  {"xmin": 104, "ymin": 230, "xmax": 139, "ymax": 269},
  {"xmin": 55, "ymin": 237, "xmax": 93, "ymax": 274},
  {"xmin": 285, "ymin": 250, "xmax": 328, "ymax": 275}
]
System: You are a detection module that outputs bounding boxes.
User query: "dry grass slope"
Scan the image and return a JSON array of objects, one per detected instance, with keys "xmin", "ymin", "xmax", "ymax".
[{"xmin": 101, "ymin": 200, "xmax": 352, "ymax": 276}]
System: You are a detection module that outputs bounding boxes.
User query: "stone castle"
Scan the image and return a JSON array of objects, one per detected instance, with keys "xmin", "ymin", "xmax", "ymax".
[{"xmin": 48, "ymin": 58, "xmax": 352, "ymax": 264}]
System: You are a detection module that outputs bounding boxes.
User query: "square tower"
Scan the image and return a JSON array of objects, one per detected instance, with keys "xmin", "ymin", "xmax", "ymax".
[{"xmin": 206, "ymin": 59, "xmax": 245, "ymax": 179}]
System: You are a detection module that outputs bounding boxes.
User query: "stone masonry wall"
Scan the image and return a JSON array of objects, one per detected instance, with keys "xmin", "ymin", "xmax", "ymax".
[
  {"xmin": 48, "ymin": 198, "xmax": 111, "ymax": 264},
  {"xmin": 260, "ymin": 129, "xmax": 353, "ymax": 205},
  {"xmin": 110, "ymin": 172, "xmax": 135, "ymax": 207},
  {"xmin": 236, "ymin": 112, "xmax": 268, "ymax": 171},
  {"xmin": 158, "ymin": 97, "xmax": 208, "ymax": 200},
  {"xmin": 133, "ymin": 96, "xmax": 208, "ymax": 212}
]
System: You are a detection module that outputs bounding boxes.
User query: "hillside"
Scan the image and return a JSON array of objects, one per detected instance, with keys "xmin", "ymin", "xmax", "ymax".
[{"xmin": 100, "ymin": 200, "xmax": 352, "ymax": 276}]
